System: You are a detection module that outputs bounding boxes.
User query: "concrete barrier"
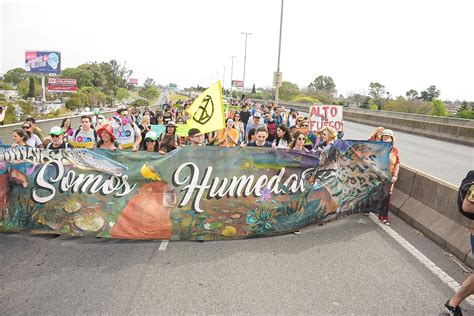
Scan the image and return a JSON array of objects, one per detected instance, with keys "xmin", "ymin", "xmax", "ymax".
[
  {"xmin": 391, "ymin": 165, "xmax": 474, "ymax": 268},
  {"xmin": 343, "ymin": 111, "xmax": 474, "ymax": 146}
]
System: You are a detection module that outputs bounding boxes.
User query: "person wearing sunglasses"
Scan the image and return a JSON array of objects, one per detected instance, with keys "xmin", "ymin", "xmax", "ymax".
[
  {"xmin": 45, "ymin": 126, "xmax": 74, "ymax": 151},
  {"xmin": 289, "ymin": 131, "xmax": 309, "ymax": 153},
  {"xmin": 142, "ymin": 131, "xmax": 159, "ymax": 152},
  {"xmin": 22, "ymin": 122, "xmax": 43, "ymax": 148}
]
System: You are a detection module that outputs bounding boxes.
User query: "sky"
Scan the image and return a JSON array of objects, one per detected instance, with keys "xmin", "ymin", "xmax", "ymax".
[{"xmin": 1, "ymin": 0, "xmax": 473, "ymax": 101}]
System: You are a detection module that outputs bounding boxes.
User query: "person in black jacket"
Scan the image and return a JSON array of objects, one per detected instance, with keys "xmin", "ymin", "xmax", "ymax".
[{"xmin": 445, "ymin": 170, "xmax": 474, "ymax": 315}]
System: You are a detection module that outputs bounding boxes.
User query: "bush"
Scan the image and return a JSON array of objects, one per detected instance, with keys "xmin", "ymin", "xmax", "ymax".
[
  {"xmin": 0, "ymin": 93, "xmax": 5, "ymax": 101},
  {"xmin": 0, "ymin": 81, "xmax": 14, "ymax": 90},
  {"xmin": 457, "ymin": 109, "xmax": 474, "ymax": 119},
  {"xmin": 292, "ymin": 95, "xmax": 321, "ymax": 104},
  {"xmin": 384, "ymin": 97, "xmax": 433, "ymax": 114},
  {"xmin": 131, "ymin": 98, "xmax": 149, "ymax": 107}
]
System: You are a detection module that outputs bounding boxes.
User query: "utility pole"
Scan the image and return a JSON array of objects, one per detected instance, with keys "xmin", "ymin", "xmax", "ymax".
[
  {"xmin": 222, "ymin": 66, "xmax": 226, "ymax": 95},
  {"xmin": 274, "ymin": 0, "xmax": 284, "ymax": 106},
  {"xmin": 241, "ymin": 32, "xmax": 252, "ymax": 94}
]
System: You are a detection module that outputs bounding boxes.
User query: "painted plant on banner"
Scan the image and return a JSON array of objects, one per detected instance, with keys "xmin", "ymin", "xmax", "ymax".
[{"xmin": 0, "ymin": 141, "xmax": 391, "ymax": 240}]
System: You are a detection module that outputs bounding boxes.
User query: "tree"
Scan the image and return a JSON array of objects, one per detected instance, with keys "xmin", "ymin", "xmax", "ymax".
[
  {"xmin": 431, "ymin": 99, "xmax": 448, "ymax": 116},
  {"xmin": 368, "ymin": 82, "xmax": 389, "ymax": 110},
  {"xmin": 27, "ymin": 77, "xmax": 36, "ymax": 98},
  {"xmin": 420, "ymin": 85, "xmax": 440, "ymax": 102},
  {"xmin": 139, "ymin": 85, "xmax": 160, "ymax": 100},
  {"xmin": 61, "ymin": 67, "xmax": 94, "ymax": 88},
  {"xmin": 3, "ymin": 68, "xmax": 27, "ymax": 85},
  {"xmin": 143, "ymin": 77, "xmax": 155, "ymax": 87},
  {"xmin": 308, "ymin": 75, "xmax": 336, "ymax": 94},
  {"xmin": 251, "ymin": 84, "xmax": 256, "ymax": 94},
  {"xmin": 406, "ymin": 89, "xmax": 418, "ymax": 100},
  {"xmin": 278, "ymin": 81, "xmax": 300, "ymax": 101},
  {"xmin": 116, "ymin": 87, "xmax": 130, "ymax": 101}
]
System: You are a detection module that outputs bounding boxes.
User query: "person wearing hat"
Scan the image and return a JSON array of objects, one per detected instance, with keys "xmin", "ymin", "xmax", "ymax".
[
  {"xmin": 158, "ymin": 121, "xmax": 180, "ymax": 155},
  {"xmin": 142, "ymin": 131, "xmax": 159, "ymax": 152},
  {"xmin": 444, "ymin": 170, "xmax": 474, "ymax": 315},
  {"xmin": 245, "ymin": 112, "xmax": 266, "ymax": 142},
  {"xmin": 45, "ymin": 126, "xmax": 74, "ymax": 151},
  {"xmin": 188, "ymin": 128, "xmax": 203, "ymax": 146},
  {"xmin": 378, "ymin": 129, "xmax": 400, "ymax": 226},
  {"xmin": 97, "ymin": 124, "xmax": 122, "ymax": 150}
]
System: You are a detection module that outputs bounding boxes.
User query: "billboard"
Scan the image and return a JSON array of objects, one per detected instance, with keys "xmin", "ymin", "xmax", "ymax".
[
  {"xmin": 232, "ymin": 80, "xmax": 244, "ymax": 88},
  {"xmin": 309, "ymin": 105, "xmax": 344, "ymax": 131},
  {"xmin": 129, "ymin": 78, "xmax": 138, "ymax": 85},
  {"xmin": 25, "ymin": 51, "xmax": 61, "ymax": 74},
  {"xmin": 47, "ymin": 78, "xmax": 77, "ymax": 93}
]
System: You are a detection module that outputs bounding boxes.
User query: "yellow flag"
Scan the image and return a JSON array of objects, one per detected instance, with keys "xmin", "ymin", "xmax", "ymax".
[{"xmin": 186, "ymin": 81, "xmax": 225, "ymax": 134}]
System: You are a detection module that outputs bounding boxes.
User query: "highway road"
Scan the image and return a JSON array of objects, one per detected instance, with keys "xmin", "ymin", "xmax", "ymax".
[
  {"xmin": 1, "ymin": 214, "xmax": 472, "ymax": 314},
  {"xmin": 343, "ymin": 121, "xmax": 474, "ymax": 186}
]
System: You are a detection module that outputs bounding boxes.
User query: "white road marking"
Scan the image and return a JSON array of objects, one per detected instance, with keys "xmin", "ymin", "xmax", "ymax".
[
  {"xmin": 369, "ymin": 213, "xmax": 474, "ymax": 306},
  {"xmin": 158, "ymin": 240, "xmax": 169, "ymax": 251}
]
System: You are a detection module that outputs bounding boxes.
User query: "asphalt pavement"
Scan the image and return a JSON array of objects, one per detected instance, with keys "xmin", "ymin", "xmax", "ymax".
[
  {"xmin": 1, "ymin": 213, "xmax": 472, "ymax": 315},
  {"xmin": 343, "ymin": 120, "xmax": 474, "ymax": 186}
]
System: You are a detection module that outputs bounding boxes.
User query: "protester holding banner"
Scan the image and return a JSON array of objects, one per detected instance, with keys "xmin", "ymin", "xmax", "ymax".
[
  {"xmin": 245, "ymin": 126, "xmax": 272, "ymax": 148},
  {"xmin": 143, "ymin": 131, "xmax": 159, "ymax": 152},
  {"xmin": 25, "ymin": 117, "xmax": 45, "ymax": 141},
  {"xmin": 188, "ymin": 128, "xmax": 203, "ymax": 146},
  {"xmin": 316, "ymin": 126, "xmax": 338, "ymax": 151},
  {"xmin": 289, "ymin": 131, "xmax": 310, "ymax": 153},
  {"xmin": 60, "ymin": 118, "xmax": 75, "ymax": 139},
  {"xmin": 96, "ymin": 125, "xmax": 122, "ymax": 151},
  {"xmin": 216, "ymin": 118, "xmax": 239, "ymax": 147},
  {"xmin": 22, "ymin": 122, "xmax": 43, "ymax": 148},
  {"xmin": 11, "ymin": 129, "xmax": 28, "ymax": 148},
  {"xmin": 72, "ymin": 116, "xmax": 98, "ymax": 149},
  {"xmin": 378, "ymin": 129, "xmax": 400, "ymax": 226},
  {"xmin": 45, "ymin": 126, "xmax": 74, "ymax": 151},
  {"xmin": 369, "ymin": 126, "xmax": 385, "ymax": 141},
  {"xmin": 272, "ymin": 124, "xmax": 291, "ymax": 149},
  {"xmin": 158, "ymin": 121, "xmax": 180, "ymax": 154}
]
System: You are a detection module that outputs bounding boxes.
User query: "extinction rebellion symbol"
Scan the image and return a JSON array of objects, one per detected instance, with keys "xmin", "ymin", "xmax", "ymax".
[{"xmin": 192, "ymin": 95, "xmax": 214, "ymax": 125}]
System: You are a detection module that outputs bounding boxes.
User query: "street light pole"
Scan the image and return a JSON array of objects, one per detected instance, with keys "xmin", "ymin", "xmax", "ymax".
[
  {"xmin": 274, "ymin": 0, "xmax": 284, "ymax": 106},
  {"xmin": 230, "ymin": 55, "xmax": 236, "ymax": 97},
  {"xmin": 241, "ymin": 32, "xmax": 252, "ymax": 95},
  {"xmin": 222, "ymin": 66, "xmax": 226, "ymax": 95}
]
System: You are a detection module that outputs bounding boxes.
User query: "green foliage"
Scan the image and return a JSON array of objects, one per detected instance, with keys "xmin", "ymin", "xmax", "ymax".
[
  {"xmin": 420, "ymin": 85, "xmax": 440, "ymax": 102},
  {"xmin": 139, "ymin": 85, "xmax": 160, "ymax": 100},
  {"xmin": 431, "ymin": 99, "xmax": 448, "ymax": 116},
  {"xmin": 246, "ymin": 93, "xmax": 265, "ymax": 100},
  {"xmin": 368, "ymin": 82, "xmax": 389, "ymax": 110},
  {"xmin": 131, "ymin": 98, "xmax": 150, "ymax": 107},
  {"xmin": 0, "ymin": 93, "xmax": 5, "ymax": 101},
  {"xmin": 308, "ymin": 75, "xmax": 336, "ymax": 94},
  {"xmin": 0, "ymin": 80, "xmax": 14, "ymax": 90},
  {"xmin": 27, "ymin": 77, "xmax": 35, "ymax": 98},
  {"xmin": 116, "ymin": 87, "xmax": 130, "ymax": 101},
  {"xmin": 3, "ymin": 68, "xmax": 27, "ymax": 85},
  {"xmin": 457, "ymin": 109, "xmax": 474, "ymax": 119},
  {"xmin": 384, "ymin": 97, "xmax": 433, "ymax": 114},
  {"xmin": 278, "ymin": 81, "xmax": 300, "ymax": 101},
  {"xmin": 291, "ymin": 95, "xmax": 321, "ymax": 104},
  {"xmin": 405, "ymin": 89, "xmax": 418, "ymax": 100},
  {"xmin": 61, "ymin": 67, "xmax": 94, "ymax": 88},
  {"xmin": 65, "ymin": 92, "xmax": 89, "ymax": 110},
  {"xmin": 0, "ymin": 101, "xmax": 17, "ymax": 124}
]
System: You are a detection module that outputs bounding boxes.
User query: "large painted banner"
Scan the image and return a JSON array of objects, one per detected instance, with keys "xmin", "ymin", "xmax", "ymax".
[{"xmin": 0, "ymin": 141, "xmax": 391, "ymax": 240}]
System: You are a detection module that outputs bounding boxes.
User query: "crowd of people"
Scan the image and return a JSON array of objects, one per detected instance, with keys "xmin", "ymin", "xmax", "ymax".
[{"xmin": 9, "ymin": 98, "xmax": 349, "ymax": 156}]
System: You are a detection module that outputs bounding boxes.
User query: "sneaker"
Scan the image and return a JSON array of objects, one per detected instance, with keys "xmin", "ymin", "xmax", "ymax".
[
  {"xmin": 382, "ymin": 219, "xmax": 391, "ymax": 226},
  {"xmin": 293, "ymin": 230, "xmax": 301, "ymax": 235},
  {"xmin": 445, "ymin": 300, "xmax": 463, "ymax": 316}
]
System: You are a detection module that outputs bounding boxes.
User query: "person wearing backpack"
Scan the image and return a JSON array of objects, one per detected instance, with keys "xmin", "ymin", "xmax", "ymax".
[
  {"xmin": 46, "ymin": 126, "xmax": 74, "ymax": 151},
  {"xmin": 445, "ymin": 170, "xmax": 474, "ymax": 316}
]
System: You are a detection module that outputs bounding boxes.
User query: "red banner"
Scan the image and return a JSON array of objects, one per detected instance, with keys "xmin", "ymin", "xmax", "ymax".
[{"xmin": 48, "ymin": 78, "xmax": 77, "ymax": 92}]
